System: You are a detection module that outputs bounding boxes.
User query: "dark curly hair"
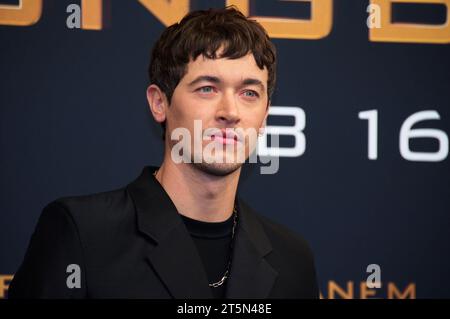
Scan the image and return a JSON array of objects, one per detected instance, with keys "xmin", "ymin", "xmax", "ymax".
[{"xmin": 148, "ymin": 5, "xmax": 277, "ymax": 139}]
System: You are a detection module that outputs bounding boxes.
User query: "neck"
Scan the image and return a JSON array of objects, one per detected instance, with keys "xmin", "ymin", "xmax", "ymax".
[{"xmin": 154, "ymin": 156, "xmax": 241, "ymax": 223}]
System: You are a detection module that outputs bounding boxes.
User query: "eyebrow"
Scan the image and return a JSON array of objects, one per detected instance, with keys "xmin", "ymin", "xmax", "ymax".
[{"xmin": 187, "ymin": 75, "xmax": 266, "ymax": 92}]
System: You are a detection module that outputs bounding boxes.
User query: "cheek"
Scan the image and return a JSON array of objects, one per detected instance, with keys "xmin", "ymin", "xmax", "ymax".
[
  {"xmin": 167, "ymin": 97, "xmax": 213, "ymax": 131},
  {"xmin": 241, "ymin": 107, "xmax": 267, "ymax": 128}
]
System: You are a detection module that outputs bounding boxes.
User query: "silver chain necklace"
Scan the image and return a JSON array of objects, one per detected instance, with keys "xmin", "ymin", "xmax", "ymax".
[
  {"xmin": 209, "ymin": 205, "xmax": 238, "ymax": 288},
  {"xmin": 153, "ymin": 169, "xmax": 238, "ymax": 288}
]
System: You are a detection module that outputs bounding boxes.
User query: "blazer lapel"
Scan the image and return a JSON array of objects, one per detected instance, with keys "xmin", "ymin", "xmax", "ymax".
[
  {"xmin": 127, "ymin": 166, "xmax": 212, "ymax": 299},
  {"xmin": 127, "ymin": 166, "xmax": 278, "ymax": 299},
  {"xmin": 226, "ymin": 197, "xmax": 278, "ymax": 298}
]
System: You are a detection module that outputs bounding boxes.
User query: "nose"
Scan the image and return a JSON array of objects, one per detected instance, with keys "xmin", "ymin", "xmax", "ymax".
[{"xmin": 215, "ymin": 91, "xmax": 240, "ymax": 126}]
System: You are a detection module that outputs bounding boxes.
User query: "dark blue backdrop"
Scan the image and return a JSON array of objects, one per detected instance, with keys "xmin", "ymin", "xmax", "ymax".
[{"xmin": 1, "ymin": 0, "xmax": 449, "ymax": 298}]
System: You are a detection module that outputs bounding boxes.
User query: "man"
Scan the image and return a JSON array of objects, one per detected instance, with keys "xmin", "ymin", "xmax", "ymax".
[{"xmin": 9, "ymin": 6, "xmax": 319, "ymax": 299}]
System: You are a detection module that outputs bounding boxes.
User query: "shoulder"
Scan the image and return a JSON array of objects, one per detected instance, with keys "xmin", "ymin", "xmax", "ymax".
[
  {"xmin": 259, "ymin": 214, "xmax": 316, "ymax": 264},
  {"xmin": 241, "ymin": 200, "xmax": 315, "ymax": 259},
  {"xmin": 51, "ymin": 187, "xmax": 129, "ymax": 214},
  {"xmin": 240, "ymin": 201, "xmax": 319, "ymax": 298},
  {"xmin": 240, "ymin": 200, "xmax": 317, "ymax": 278},
  {"xmin": 43, "ymin": 186, "xmax": 133, "ymax": 237}
]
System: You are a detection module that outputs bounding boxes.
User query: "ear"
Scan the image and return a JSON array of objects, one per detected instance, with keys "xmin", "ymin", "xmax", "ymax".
[{"xmin": 146, "ymin": 84, "xmax": 168, "ymax": 124}]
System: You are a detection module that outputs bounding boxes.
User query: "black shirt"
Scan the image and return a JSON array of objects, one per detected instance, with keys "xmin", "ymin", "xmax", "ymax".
[{"xmin": 180, "ymin": 212, "xmax": 234, "ymax": 299}]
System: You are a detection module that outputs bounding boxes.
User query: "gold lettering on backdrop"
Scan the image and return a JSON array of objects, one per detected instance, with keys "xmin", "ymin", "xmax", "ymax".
[
  {"xmin": 360, "ymin": 281, "xmax": 378, "ymax": 298},
  {"xmin": 0, "ymin": 275, "xmax": 419, "ymax": 299},
  {"xmin": 387, "ymin": 282, "xmax": 416, "ymax": 298},
  {"xmin": 81, "ymin": 0, "xmax": 103, "ymax": 30},
  {"xmin": 370, "ymin": 0, "xmax": 450, "ymax": 43},
  {"xmin": 328, "ymin": 280, "xmax": 354, "ymax": 299},
  {"xmin": 0, "ymin": 275, "xmax": 13, "ymax": 299},
  {"xmin": 0, "ymin": 0, "xmax": 448, "ymax": 43},
  {"xmin": 322, "ymin": 281, "xmax": 416, "ymax": 299},
  {"xmin": 138, "ymin": 0, "xmax": 189, "ymax": 26},
  {"xmin": 0, "ymin": 0, "xmax": 42, "ymax": 26},
  {"xmin": 227, "ymin": 0, "xmax": 332, "ymax": 39}
]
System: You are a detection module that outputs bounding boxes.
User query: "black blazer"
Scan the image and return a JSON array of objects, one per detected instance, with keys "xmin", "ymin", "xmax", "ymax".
[{"xmin": 9, "ymin": 166, "xmax": 319, "ymax": 299}]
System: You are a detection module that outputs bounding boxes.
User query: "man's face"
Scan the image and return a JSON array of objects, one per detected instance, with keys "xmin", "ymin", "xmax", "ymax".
[{"xmin": 165, "ymin": 49, "xmax": 269, "ymax": 176}]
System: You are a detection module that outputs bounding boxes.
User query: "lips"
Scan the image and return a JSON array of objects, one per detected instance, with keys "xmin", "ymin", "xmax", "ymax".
[
  {"xmin": 208, "ymin": 129, "xmax": 241, "ymax": 145},
  {"xmin": 210, "ymin": 134, "xmax": 237, "ymax": 145}
]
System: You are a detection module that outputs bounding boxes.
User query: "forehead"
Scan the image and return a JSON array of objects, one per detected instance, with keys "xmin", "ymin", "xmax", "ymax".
[{"xmin": 182, "ymin": 52, "xmax": 268, "ymax": 85}]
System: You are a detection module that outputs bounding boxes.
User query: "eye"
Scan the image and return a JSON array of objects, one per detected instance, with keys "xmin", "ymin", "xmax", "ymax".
[
  {"xmin": 242, "ymin": 90, "xmax": 259, "ymax": 98},
  {"xmin": 197, "ymin": 86, "xmax": 215, "ymax": 93}
]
